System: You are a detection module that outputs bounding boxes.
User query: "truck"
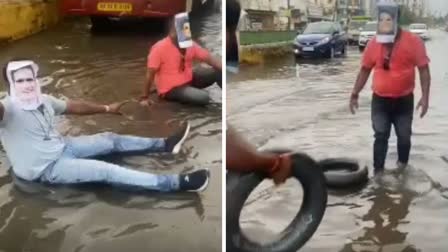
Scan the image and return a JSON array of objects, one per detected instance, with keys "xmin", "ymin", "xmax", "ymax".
[{"xmin": 61, "ymin": 0, "xmax": 188, "ymax": 29}]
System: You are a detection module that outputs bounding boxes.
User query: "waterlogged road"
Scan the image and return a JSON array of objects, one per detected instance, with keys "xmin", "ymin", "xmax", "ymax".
[
  {"xmin": 0, "ymin": 13, "xmax": 222, "ymax": 252},
  {"xmin": 228, "ymin": 30, "xmax": 448, "ymax": 252}
]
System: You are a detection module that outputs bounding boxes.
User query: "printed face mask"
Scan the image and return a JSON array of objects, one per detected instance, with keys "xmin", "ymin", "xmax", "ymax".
[
  {"xmin": 7, "ymin": 61, "xmax": 43, "ymax": 110},
  {"xmin": 175, "ymin": 12, "xmax": 193, "ymax": 48},
  {"xmin": 376, "ymin": 1, "xmax": 399, "ymax": 43}
]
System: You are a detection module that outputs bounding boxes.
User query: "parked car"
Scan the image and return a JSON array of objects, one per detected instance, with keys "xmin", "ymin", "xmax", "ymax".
[
  {"xmin": 61, "ymin": 0, "xmax": 187, "ymax": 29},
  {"xmin": 346, "ymin": 16, "xmax": 371, "ymax": 45},
  {"xmin": 409, "ymin": 23, "xmax": 430, "ymax": 40},
  {"xmin": 293, "ymin": 21, "xmax": 348, "ymax": 59},
  {"xmin": 347, "ymin": 20, "xmax": 367, "ymax": 45},
  {"xmin": 358, "ymin": 21, "xmax": 377, "ymax": 52}
]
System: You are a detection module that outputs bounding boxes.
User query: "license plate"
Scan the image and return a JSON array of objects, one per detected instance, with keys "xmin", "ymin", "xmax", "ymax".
[
  {"xmin": 97, "ymin": 2, "xmax": 133, "ymax": 12},
  {"xmin": 303, "ymin": 47, "xmax": 314, "ymax": 52}
]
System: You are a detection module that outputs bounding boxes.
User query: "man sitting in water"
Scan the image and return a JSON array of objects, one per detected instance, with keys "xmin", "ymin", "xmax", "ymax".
[
  {"xmin": 225, "ymin": 0, "xmax": 292, "ymax": 184},
  {"xmin": 140, "ymin": 15, "xmax": 222, "ymax": 106},
  {"xmin": 0, "ymin": 60, "xmax": 209, "ymax": 192}
]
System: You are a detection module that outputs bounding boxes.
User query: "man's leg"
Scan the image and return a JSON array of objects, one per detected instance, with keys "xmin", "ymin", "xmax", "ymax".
[
  {"xmin": 392, "ymin": 94, "xmax": 414, "ymax": 167},
  {"xmin": 165, "ymin": 85, "xmax": 210, "ymax": 106},
  {"xmin": 39, "ymin": 157, "xmax": 209, "ymax": 192},
  {"xmin": 65, "ymin": 123, "xmax": 190, "ymax": 157},
  {"xmin": 372, "ymin": 94, "xmax": 392, "ymax": 172},
  {"xmin": 192, "ymin": 67, "xmax": 222, "ymax": 89}
]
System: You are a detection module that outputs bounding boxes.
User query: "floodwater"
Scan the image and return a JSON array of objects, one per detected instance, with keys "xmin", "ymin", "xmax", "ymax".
[
  {"xmin": 0, "ymin": 12, "xmax": 222, "ymax": 252},
  {"xmin": 228, "ymin": 30, "xmax": 448, "ymax": 251}
]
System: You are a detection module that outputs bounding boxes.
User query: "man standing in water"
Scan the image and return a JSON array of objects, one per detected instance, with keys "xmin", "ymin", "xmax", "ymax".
[
  {"xmin": 1, "ymin": 60, "xmax": 209, "ymax": 192},
  {"xmin": 140, "ymin": 14, "xmax": 222, "ymax": 106},
  {"xmin": 349, "ymin": 4, "xmax": 431, "ymax": 173},
  {"xmin": 225, "ymin": 0, "xmax": 292, "ymax": 184}
]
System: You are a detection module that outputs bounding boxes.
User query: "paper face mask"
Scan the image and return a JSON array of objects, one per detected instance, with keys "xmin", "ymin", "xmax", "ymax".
[
  {"xmin": 175, "ymin": 12, "xmax": 193, "ymax": 48},
  {"xmin": 376, "ymin": 1, "xmax": 399, "ymax": 43},
  {"xmin": 6, "ymin": 61, "xmax": 43, "ymax": 110}
]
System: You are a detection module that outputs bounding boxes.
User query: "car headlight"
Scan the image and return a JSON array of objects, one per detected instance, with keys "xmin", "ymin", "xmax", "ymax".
[{"xmin": 319, "ymin": 37, "xmax": 330, "ymax": 44}]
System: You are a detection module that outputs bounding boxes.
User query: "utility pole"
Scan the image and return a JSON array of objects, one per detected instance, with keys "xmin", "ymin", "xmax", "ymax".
[{"xmin": 287, "ymin": 0, "xmax": 291, "ymax": 30}]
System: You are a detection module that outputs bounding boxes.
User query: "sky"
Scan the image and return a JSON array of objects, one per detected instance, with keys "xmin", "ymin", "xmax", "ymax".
[{"xmin": 428, "ymin": 0, "xmax": 448, "ymax": 16}]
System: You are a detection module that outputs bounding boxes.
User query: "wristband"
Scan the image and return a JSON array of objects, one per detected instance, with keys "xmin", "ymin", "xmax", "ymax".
[
  {"xmin": 104, "ymin": 105, "xmax": 110, "ymax": 112},
  {"xmin": 351, "ymin": 93, "xmax": 359, "ymax": 99}
]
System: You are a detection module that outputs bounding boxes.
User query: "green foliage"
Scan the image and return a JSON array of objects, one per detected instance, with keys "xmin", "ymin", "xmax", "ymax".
[{"xmin": 239, "ymin": 31, "xmax": 297, "ymax": 45}]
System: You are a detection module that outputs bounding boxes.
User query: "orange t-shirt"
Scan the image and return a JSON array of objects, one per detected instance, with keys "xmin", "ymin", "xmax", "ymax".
[
  {"xmin": 147, "ymin": 37, "xmax": 210, "ymax": 95},
  {"xmin": 362, "ymin": 31, "xmax": 430, "ymax": 98}
]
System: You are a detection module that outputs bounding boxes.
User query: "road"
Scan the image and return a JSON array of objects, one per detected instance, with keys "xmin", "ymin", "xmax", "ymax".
[
  {"xmin": 0, "ymin": 13, "xmax": 222, "ymax": 252},
  {"xmin": 228, "ymin": 30, "xmax": 448, "ymax": 252}
]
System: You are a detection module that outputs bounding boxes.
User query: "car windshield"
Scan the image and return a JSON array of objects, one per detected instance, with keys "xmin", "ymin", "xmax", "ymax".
[
  {"xmin": 303, "ymin": 22, "xmax": 333, "ymax": 34},
  {"xmin": 363, "ymin": 22, "xmax": 377, "ymax": 32},
  {"xmin": 349, "ymin": 21, "xmax": 366, "ymax": 30},
  {"xmin": 410, "ymin": 24, "xmax": 427, "ymax": 30}
]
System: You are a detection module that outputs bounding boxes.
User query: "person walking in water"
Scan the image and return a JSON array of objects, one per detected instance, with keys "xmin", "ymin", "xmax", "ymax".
[
  {"xmin": 1, "ymin": 59, "xmax": 209, "ymax": 192},
  {"xmin": 349, "ymin": 4, "xmax": 431, "ymax": 173}
]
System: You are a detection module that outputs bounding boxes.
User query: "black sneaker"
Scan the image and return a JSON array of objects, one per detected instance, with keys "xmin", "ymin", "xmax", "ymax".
[
  {"xmin": 179, "ymin": 169, "xmax": 210, "ymax": 192},
  {"xmin": 165, "ymin": 122, "xmax": 191, "ymax": 154}
]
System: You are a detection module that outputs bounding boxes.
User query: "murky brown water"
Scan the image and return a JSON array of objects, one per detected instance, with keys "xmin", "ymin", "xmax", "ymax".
[
  {"xmin": 0, "ymin": 13, "xmax": 222, "ymax": 252},
  {"xmin": 228, "ymin": 30, "xmax": 448, "ymax": 252}
]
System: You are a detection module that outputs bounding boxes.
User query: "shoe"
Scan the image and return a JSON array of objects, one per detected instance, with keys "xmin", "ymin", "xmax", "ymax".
[
  {"xmin": 165, "ymin": 122, "xmax": 191, "ymax": 154},
  {"xmin": 179, "ymin": 169, "xmax": 210, "ymax": 192}
]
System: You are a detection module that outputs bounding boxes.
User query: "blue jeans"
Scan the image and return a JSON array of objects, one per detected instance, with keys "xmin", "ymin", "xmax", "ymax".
[
  {"xmin": 371, "ymin": 93, "xmax": 414, "ymax": 170},
  {"xmin": 39, "ymin": 132, "xmax": 180, "ymax": 192}
]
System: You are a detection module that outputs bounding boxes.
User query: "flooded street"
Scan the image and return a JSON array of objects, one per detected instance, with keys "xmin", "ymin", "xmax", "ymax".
[
  {"xmin": 0, "ymin": 12, "xmax": 222, "ymax": 252},
  {"xmin": 228, "ymin": 30, "xmax": 448, "ymax": 251}
]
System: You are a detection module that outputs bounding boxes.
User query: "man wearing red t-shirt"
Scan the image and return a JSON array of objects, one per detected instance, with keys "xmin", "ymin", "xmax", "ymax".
[
  {"xmin": 349, "ymin": 15, "xmax": 431, "ymax": 173},
  {"xmin": 140, "ymin": 17, "xmax": 222, "ymax": 106}
]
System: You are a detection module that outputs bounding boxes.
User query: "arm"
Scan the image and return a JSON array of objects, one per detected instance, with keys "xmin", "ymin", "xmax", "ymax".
[
  {"xmin": 203, "ymin": 55, "xmax": 222, "ymax": 71},
  {"xmin": 226, "ymin": 126, "xmax": 293, "ymax": 184},
  {"xmin": 226, "ymin": 126, "xmax": 276, "ymax": 173},
  {"xmin": 418, "ymin": 65, "xmax": 430, "ymax": 100},
  {"xmin": 194, "ymin": 43, "xmax": 222, "ymax": 71},
  {"xmin": 414, "ymin": 36, "xmax": 431, "ymax": 118},
  {"xmin": 65, "ymin": 100, "xmax": 127, "ymax": 115},
  {"xmin": 141, "ymin": 68, "xmax": 157, "ymax": 100},
  {"xmin": 65, "ymin": 100, "xmax": 108, "ymax": 115}
]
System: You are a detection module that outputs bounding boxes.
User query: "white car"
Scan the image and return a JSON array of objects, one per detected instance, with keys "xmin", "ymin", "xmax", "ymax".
[
  {"xmin": 358, "ymin": 22, "xmax": 377, "ymax": 51},
  {"xmin": 409, "ymin": 23, "xmax": 430, "ymax": 40}
]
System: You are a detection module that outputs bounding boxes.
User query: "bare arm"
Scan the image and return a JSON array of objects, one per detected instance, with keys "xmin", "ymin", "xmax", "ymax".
[
  {"xmin": 203, "ymin": 55, "xmax": 222, "ymax": 71},
  {"xmin": 141, "ymin": 68, "xmax": 157, "ymax": 99},
  {"xmin": 418, "ymin": 65, "xmax": 431, "ymax": 100},
  {"xmin": 65, "ymin": 100, "xmax": 127, "ymax": 115},
  {"xmin": 65, "ymin": 100, "xmax": 108, "ymax": 115},
  {"xmin": 226, "ymin": 126, "xmax": 276, "ymax": 173}
]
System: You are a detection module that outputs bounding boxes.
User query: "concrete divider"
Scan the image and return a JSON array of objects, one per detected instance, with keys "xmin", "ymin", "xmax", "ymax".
[
  {"xmin": 240, "ymin": 41, "xmax": 292, "ymax": 64},
  {"xmin": 0, "ymin": 0, "xmax": 60, "ymax": 43}
]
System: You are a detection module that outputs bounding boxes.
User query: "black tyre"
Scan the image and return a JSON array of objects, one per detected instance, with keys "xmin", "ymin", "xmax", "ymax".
[
  {"xmin": 227, "ymin": 153, "xmax": 328, "ymax": 252},
  {"xmin": 324, "ymin": 46, "xmax": 335, "ymax": 59},
  {"xmin": 318, "ymin": 158, "xmax": 369, "ymax": 188}
]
